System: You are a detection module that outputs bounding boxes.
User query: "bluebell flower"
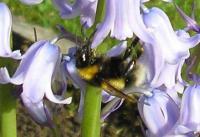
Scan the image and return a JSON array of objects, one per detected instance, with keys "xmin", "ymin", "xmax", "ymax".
[
  {"xmin": 91, "ymin": 0, "xmax": 152, "ymax": 48},
  {"xmin": 138, "ymin": 89, "xmax": 179, "ymax": 137},
  {"xmin": 164, "ymin": 84, "xmax": 200, "ymax": 137},
  {"xmin": 179, "ymin": 85, "xmax": 200, "ymax": 133},
  {"xmin": 138, "ymin": 7, "xmax": 200, "ymax": 89},
  {"xmin": 53, "ymin": 0, "xmax": 97, "ymax": 28},
  {"xmin": 0, "ymin": 40, "xmax": 72, "ymax": 125},
  {"xmin": 0, "ymin": 3, "xmax": 21, "ymax": 59}
]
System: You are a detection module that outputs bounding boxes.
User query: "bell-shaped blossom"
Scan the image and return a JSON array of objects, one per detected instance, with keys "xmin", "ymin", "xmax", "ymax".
[
  {"xmin": 165, "ymin": 85, "xmax": 200, "ymax": 137},
  {"xmin": 138, "ymin": 90, "xmax": 179, "ymax": 137},
  {"xmin": 53, "ymin": 0, "xmax": 97, "ymax": 28},
  {"xmin": 143, "ymin": 7, "xmax": 200, "ymax": 64},
  {"xmin": 0, "ymin": 40, "xmax": 72, "ymax": 124},
  {"xmin": 179, "ymin": 85, "xmax": 200, "ymax": 132},
  {"xmin": 91, "ymin": 0, "xmax": 152, "ymax": 48},
  {"xmin": 0, "ymin": 3, "xmax": 21, "ymax": 59},
  {"xmin": 19, "ymin": 0, "xmax": 43, "ymax": 5},
  {"xmin": 138, "ymin": 7, "xmax": 200, "ymax": 89},
  {"xmin": 0, "ymin": 40, "xmax": 72, "ymax": 103}
]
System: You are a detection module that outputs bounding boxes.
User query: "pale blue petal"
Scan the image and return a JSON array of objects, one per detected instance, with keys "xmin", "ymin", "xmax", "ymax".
[
  {"xmin": 80, "ymin": 1, "xmax": 97, "ymax": 28},
  {"xmin": 0, "ymin": 40, "xmax": 47, "ymax": 84},
  {"xmin": 53, "ymin": 0, "xmax": 96, "ymax": 27},
  {"xmin": 138, "ymin": 90, "xmax": 179, "ymax": 137},
  {"xmin": 166, "ymin": 125, "xmax": 195, "ymax": 137},
  {"xmin": 52, "ymin": 60, "xmax": 67, "ymax": 95},
  {"xmin": 143, "ymin": 7, "xmax": 193, "ymax": 64},
  {"xmin": 110, "ymin": 0, "xmax": 133, "ymax": 40},
  {"xmin": 0, "ymin": 3, "xmax": 21, "ymax": 59},
  {"xmin": 22, "ymin": 42, "xmax": 72, "ymax": 104},
  {"xmin": 91, "ymin": 0, "xmax": 115, "ymax": 48},
  {"xmin": 180, "ymin": 85, "xmax": 200, "ymax": 132},
  {"xmin": 130, "ymin": 0, "xmax": 153, "ymax": 43},
  {"xmin": 21, "ymin": 96, "xmax": 54, "ymax": 127},
  {"xmin": 53, "ymin": 0, "xmax": 82, "ymax": 18},
  {"xmin": 101, "ymin": 98, "xmax": 123, "ymax": 120},
  {"xmin": 106, "ymin": 41, "xmax": 127, "ymax": 57},
  {"xmin": 102, "ymin": 90, "xmax": 115, "ymax": 103}
]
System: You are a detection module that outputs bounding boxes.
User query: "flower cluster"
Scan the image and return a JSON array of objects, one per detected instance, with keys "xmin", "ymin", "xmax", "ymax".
[{"xmin": 1, "ymin": 0, "xmax": 200, "ymax": 136}]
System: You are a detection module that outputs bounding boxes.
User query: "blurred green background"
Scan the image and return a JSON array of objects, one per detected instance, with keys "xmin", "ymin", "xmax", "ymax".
[{"xmin": 1, "ymin": 0, "xmax": 200, "ymax": 136}]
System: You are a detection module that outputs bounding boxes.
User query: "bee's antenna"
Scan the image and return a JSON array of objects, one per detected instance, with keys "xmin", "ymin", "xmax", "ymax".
[{"xmin": 33, "ymin": 27, "xmax": 37, "ymax": 42}]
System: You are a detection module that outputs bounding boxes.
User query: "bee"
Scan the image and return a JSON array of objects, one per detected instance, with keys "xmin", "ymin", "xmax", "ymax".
[{"xmin": 74, "ymin": 37, "xmax": 142, "ymax": 103}]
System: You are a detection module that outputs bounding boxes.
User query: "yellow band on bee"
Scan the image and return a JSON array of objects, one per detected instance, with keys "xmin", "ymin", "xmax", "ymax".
[{"xmin": 77, "ymin": 65, "xmax": 99, "ymax": 80}]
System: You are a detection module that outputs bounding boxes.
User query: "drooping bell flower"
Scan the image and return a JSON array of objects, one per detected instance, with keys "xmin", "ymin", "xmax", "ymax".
[
  {"xmin": 0, "ymin": 3, "xmax": 21, "ymax": 59},
  {"xmin": 91, "ymin": 0, "xmax": 153, "ymax": 48},
  {"xmin": 165, "ymin": 85, "xmax": 200, "ymax": 136},
  {"xmin": 0, "ymin": 40, "xmax": 72, "ymax": 124},
  {"xmin": 179, "ymin": 85, "xmax": 200, "ymax": 132},
  {"xmin": 143, "ymin": 7, "xmax": 200, "ymax": 64},
  {"xmin": 19, "ymin": 0, "xmax": 43, "ymax": 5},
  {"xmin": 138, "ymin": 7, "xmax": 200, "ymax": 89},
  {"xmin": 53, "ymin": 0, "xmax": 97, "ymax": 28},
  {"xmin": 138, "ymin": 89, "xmax": 179, "ymax": 137}
]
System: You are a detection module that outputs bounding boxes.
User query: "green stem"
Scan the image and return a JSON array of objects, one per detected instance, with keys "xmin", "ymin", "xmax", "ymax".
[
  {"xmin": 94, "ymin": 0, "xmax": 105, "ymax": 26},
  {"xmin": 81, "ymin": 85, "xmax": 102, "ymax": 137},
  {"xmin": 0, "ymin": 84, "xmax": 17, "ymax": 137},
  {"xmin": 81, "ymin": 1, "xmax": 105, "ymax": 137}
]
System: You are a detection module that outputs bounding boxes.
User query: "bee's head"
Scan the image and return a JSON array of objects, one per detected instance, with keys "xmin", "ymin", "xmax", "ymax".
[{"xmin": 75, "ymin": 44, "xmax": 97, "ymax": 68}]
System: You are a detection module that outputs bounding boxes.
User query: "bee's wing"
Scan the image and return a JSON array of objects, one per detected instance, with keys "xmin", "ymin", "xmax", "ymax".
[{"xmin": 102, "ymin": 80, "xmax": 136, "ymax": 103}]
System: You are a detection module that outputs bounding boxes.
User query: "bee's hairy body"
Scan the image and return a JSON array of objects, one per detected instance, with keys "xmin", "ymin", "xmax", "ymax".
[
  {"xmin": 74, "ymin": 37, "xmax": 140, "ymax": 102},
  {"xmin": 76, "ymin": 51, "xmax": 136, "ymax": 93}
]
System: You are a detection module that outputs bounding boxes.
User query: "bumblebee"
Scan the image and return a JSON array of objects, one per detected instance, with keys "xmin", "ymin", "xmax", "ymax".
[{"xmin": 75, "ymin": 37, "xmax": 142, "ymax": 103}]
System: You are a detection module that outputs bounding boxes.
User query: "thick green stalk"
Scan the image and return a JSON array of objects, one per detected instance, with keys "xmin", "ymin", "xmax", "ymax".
[
  {"xmin": 81, "ymin": 1, "xmax": 105, "ymax": 137},
  {"xmin": 0, "ymin": 33, "xmax": 17, "ymax": 137},
  {"xmin": 81, "ymin": 85, "xmax": 102, "ymax": 137},
  {"xmin": 0, "ymin": 84, "xmax": 17, "ymax": 137}
]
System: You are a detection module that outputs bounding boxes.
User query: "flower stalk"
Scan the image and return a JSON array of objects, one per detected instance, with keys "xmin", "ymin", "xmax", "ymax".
[
  {"xmin": 0, "ymin": 84, "xmax": 17, "ymax": 137},
  {"xmin": 81, "ymin": 85, "xmax": 102, "ymax": 137},
  {"xmin": 81, "ymin": 1, "xmax": 105, "ymax": 137}
]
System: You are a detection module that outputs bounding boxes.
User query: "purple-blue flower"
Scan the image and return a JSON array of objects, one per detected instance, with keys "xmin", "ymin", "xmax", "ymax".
[
  {"xmin": 53, "ymin": 0, "xmax": 97, "ymax": 28},
  {"xmin": 0, "ymin": 40, "xmax": 72, "ymax": 125},
  {"xmin": 138, "ymin": 7, "xmax": 200, "ymax": 89},
  {"xmin": 91, "ymin": 0, "xmax": 152, "ymax": 48},
  {"xmin": 179, "ymin": 85, "xmax": 200, "ymax": 132},
  {"xmin": 138, "ymin": 89, "xmax": 179, "ymax": 137},
  {"xmin": 0, "ymin": 3, "xmax": 21, "ymax": 59}
]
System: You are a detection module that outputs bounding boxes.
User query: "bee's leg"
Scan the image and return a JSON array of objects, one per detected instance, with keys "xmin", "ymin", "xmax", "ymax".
[
  {"xmin": 102, "ymin": 80, "xmax": 136, "ymax": 103},
  {"xmin": 123, "ymin": 37, "xmax": 139, "ymax": 59}
]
